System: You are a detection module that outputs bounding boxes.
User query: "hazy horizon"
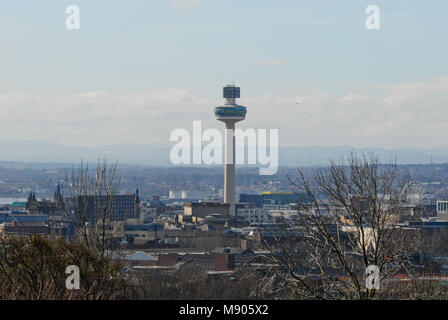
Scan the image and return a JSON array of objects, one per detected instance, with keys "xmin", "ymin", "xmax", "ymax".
[{"xmin": 1, "ymin": 139, "xmax": 448, "ymax": 167}]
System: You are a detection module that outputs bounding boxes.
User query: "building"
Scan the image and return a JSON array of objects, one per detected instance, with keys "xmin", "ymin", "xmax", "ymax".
[
  {"xmin": 164, "ymin": 228, "xmax": 240, "ymax": 250},
  {"xmin": 214, "ymin": 84, "xmax": 247, "ymax": 216},
  {"xmin": 75, "ymin": 190, "xmax": 140, "ymax": 222},
  {"xmin": 236, "ymin": 203, "xmax": 269, "ymax": 224},
  {"xmin": 183, "ymin": 202, "xmax": 230, "ymax": 219},
  {"xmin": 140, "ymin": 201, "xmax": 158, "ymax": 224},
  {"xmin": 181, "ymin": 190, "xmax": 211, "ymax": 200},
  {"xmin": 10, "ymin": 201, "xmax": 27, "ymax": 213},
  {"xmin": 169, "ymin": 190, "xmax": 183, "ymax": 199},
  {"xmin": 437, "ymin": 200, "xmax": 448, "ymax": 220},
  {"xmin": 26, "ymin": 185, "xmax": 65, "ymax": 215},
  {"xmin": 264, "ymin": 204, "xmax": 300, "ymax": 222},
  {"xmin": 168, "ymin": 190, "xmax": 211, "ymax": 200},
  {"xmin": 239, "ymin": 194, "xmax": 263, "ymax": 207},
  {"xmin": 240, "ymin": 192, "xmax": 303, "ymax": 208},
  {"xmin": 124, "ymin": 220, "xmax": 164, "ymax": 245},
  {"xmin": 0, "ymin": 221, "xmax": 50, "ymax": 237},
  {"xmin": 262, "ymin": 192, "xmax": 303, "ymax": 205},
  {"xmin": 123, "ymin": 251, "xmax": 158, "ymax": 267},
  {"xmin": 0, "ymin": 212, "xmax": 48, "ymax": 224},
  {"xmin": 214, "ymin": 252, "xmax": 235, "ymax": 271}
]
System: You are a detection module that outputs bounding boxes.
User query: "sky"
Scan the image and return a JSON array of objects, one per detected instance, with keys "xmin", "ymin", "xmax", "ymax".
[{"xmin": 0, "ymin": 0, "xmax": 447, "ymax": 149}]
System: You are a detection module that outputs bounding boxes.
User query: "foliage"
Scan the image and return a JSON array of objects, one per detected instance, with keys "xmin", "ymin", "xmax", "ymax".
[{"xmin": 0, "ymin": 236, "xmax": 126, "ymax": 300}]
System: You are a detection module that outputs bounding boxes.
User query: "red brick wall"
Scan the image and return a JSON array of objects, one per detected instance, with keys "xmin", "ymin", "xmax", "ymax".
[
  {"xmin": 158, "ymin": 253, "xmax": 178, "ymax": 266},
  {"xmin": 214, "ymin": 254, "xmax": 235, "ymax": 271}
]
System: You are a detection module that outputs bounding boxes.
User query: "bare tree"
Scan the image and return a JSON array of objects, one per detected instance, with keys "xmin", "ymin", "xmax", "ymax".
[
  {"xmin": 64, "ymin": 159, "xmax": 121, "ymax": 257},
  {"xmin": 262, "ymin": 153, "xmax": 422, "ymax": 300}
]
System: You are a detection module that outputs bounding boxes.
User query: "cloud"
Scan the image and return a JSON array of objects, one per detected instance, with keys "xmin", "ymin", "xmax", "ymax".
[
  {"xmin": 241, "ymin": 77, "xmax": 448, "ymax": 148},
  {"xmin": 0, "ymin": 77, "xmax": 447, "ymax": 149},
  {"xmin": 172, "ymin": 0, "xmax": 204, "ymax": 9},
  {"xmin": 340, "ymin": 93, "xmax": 369, "ymax": 103},
  {"xmin": 261, "ymin": 59, "xmax": 284, "ymax": 67},
  {"xmin": 380, "ymin": 77, "xmax": 448, "ymax": 107},
  {"xmin": 0, "ymin": 89, "xmax": 214, "ymax": 147}
]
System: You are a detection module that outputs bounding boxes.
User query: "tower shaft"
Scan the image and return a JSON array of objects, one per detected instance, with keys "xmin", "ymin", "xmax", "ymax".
[{"xmin": 224, "ymin": 121, "xmax": 236, "ymax": 216}]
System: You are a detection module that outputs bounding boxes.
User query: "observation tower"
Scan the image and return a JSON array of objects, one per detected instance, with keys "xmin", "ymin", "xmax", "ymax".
[{"xmin": 214, "ymin": 85, "xmax": 247, "ymax": 217}]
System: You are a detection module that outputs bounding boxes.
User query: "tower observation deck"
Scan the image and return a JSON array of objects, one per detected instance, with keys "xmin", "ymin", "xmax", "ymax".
[
  {"xmin": 214, "ymin": 85, "xmax": 247, "ymax": 121},
  {"xmin": 214, "ymin": 85, "xmax": 247, "ymax": 217}
]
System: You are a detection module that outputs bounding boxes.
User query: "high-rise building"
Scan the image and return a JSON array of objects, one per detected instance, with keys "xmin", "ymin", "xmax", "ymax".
[
  {"xmin": 214, "ymin": 84, "xmax": 247, "ymax": 216},
  {"xmin": 75, "ymin": 191, "xmax": 140, "ymax": 222}
]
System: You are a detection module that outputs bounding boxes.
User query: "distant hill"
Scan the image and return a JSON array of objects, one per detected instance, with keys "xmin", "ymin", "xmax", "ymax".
[
  {"xmin": 0, "ymin": 140, "xmax": 447, "ymax": 167},
  {"xmin": 277, "ymin": 146, "xmax": 448, "ymax": 167}
]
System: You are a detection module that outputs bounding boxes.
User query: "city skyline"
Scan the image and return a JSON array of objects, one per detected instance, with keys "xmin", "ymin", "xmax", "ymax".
[{"xmin": 3, "ymin": 1, "xmax": 448, "ymax": 305}]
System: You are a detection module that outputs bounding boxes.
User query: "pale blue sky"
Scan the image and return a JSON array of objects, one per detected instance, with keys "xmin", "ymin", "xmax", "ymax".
[{"xmin": 0, "ymin": 1, "xmax": 447, "ymax": 148}]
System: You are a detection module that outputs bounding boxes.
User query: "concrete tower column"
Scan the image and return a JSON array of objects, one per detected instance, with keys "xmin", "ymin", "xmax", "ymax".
[{"xmin": 224, "ymin": 121, "xmax": 236, "ymax": 216}]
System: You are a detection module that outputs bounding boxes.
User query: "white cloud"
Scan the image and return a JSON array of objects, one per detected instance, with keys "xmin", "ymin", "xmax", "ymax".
[
  {"xmin": 0, "ymin": 89, "xmax": 213, "ymax": 147},
  {"xmin": 241, "ymin": 77, "xmax": 448, "ymax": 148},
  {"xmin": 1, "ymin": 77, "xmax": 447, "ymax": 149},
  {"xmin": 380, "ymin": 77, "xmax": 448, "ymax": 107},
  {"xmin": 340, "ymin": 93, "xmax": 369, "ymax": 103}
]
